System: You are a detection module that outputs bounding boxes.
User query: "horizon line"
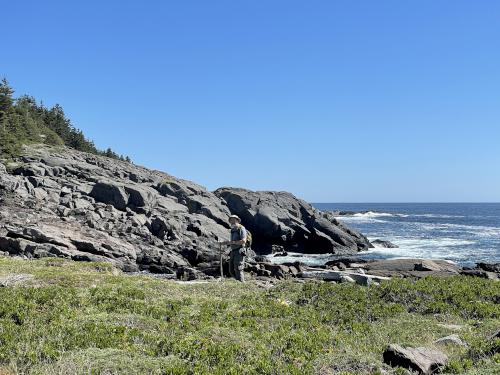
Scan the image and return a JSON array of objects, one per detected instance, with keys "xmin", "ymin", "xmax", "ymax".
[{"xmin": 311, "ymin": 202, "xmax": 500, "ymax": 204}]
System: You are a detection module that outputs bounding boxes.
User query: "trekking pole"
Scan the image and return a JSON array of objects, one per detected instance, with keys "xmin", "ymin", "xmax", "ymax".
[{"xmin": 219, "ymin": 242, "xmax": 224, "ymax": 281}]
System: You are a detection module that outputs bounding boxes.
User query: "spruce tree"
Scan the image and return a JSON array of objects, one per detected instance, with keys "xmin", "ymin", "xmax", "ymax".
[{"xmin": 0, "ymin": 78, "xmax": 14, "ymax": 122}]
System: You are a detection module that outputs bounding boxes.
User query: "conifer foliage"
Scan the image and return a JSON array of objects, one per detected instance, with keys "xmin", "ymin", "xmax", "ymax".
[{"xmin": 0, "ymin": 78, "xmax": 129, "ymax": 161}]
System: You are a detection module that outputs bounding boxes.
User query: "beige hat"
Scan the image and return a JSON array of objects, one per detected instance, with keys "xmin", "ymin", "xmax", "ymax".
[{"xmin": 228, "ymin": 215, "xmax": 241, "ymax": 223}]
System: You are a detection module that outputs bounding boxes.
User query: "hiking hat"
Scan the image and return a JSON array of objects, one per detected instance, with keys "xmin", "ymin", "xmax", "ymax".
[{"xmin": 228, "ymin": 215, "xmax": 241, "ymax": 223}]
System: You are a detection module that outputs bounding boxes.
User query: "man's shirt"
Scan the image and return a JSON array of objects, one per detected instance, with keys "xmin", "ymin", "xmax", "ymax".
[{"xmin": 230, "ymin": 225, "xmax": 247, "ymax": 250}]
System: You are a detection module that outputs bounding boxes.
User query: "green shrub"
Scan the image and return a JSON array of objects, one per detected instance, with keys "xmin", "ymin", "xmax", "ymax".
[{"xmin": 0, "ymin": 258, "xmax": 498, "ymax": 374}]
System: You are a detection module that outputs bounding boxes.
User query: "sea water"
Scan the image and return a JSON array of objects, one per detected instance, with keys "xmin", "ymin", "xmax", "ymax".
[{"xmin": 272, "ymin": 203, "xmax": 500, "ymax": 267}]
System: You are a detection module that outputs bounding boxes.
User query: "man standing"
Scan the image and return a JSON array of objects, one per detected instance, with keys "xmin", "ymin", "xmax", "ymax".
[{"xmin": 222, "ymin": 215, "xmax": 247, "ymax": 282}]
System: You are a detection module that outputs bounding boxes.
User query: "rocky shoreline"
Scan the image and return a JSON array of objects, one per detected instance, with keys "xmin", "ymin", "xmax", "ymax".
[
  {"xmin": 0, "ymin": 144, "xmax": 498, "ymax": 285},
  {"xmin": 0, "ymin": 145, "xmax": 370, "ymax": 278}
]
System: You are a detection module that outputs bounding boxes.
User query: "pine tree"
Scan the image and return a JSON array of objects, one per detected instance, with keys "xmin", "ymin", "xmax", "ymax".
[
  {"xmin": 0, "ymin": 79, "xmax": 125, "ymax": 161},
  {"xmin": 0, "ymin": 78, "xmax": 14, "ymax": 122}
]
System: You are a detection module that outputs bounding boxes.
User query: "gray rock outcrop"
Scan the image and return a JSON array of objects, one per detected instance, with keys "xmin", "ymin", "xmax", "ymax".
[
  {"xmin": 0, "ymin": 144, "xmax": 370, "ymax": 278},
  {"xmin": 214, "ymin": 187, "xmax": 371, "ymax": 254}
]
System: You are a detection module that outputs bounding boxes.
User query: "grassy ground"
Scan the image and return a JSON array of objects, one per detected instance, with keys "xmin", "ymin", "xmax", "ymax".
[{"xmin": 0, "ymin": 257, "xmax": 498, "ymax": 374}]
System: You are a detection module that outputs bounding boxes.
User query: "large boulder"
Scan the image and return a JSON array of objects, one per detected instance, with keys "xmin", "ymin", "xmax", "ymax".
[
  {"xmin": 383, "ymin": 344, "xmax": 448, "ymax": 374},
  {"xmin": 214, "ymin": 187, "xmax": 371, "ymax": 254},
  {"xmin": 90, "ymin": 181, "xmax": 128, "ymax": 210}
]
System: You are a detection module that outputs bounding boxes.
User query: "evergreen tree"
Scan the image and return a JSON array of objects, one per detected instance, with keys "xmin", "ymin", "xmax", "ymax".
[
  {"xmin": 0, "ymin": 78, "xmax": 130, "ymax": 162},
  {"xmin": 0, "ymin": 78, "xmax": 14, "ymax": 123}
]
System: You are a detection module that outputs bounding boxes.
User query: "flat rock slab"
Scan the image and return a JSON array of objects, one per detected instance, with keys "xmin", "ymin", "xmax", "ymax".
[
  {"xmin": 365, "ymin": 258, "xmax": 459, "ymax": 272},
  {"xmin": 301, "ymin": 269, "xmax": 390, "ymax": 286},
  {"xmin": 0, "ymin": 274, "xmax": 34, "ymax": 287},
  {"xmin": 383, "ymin": 344, "xmax": 448, "ymax": 374}
]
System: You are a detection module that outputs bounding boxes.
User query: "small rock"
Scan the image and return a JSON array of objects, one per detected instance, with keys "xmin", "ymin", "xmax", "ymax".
[
  {"xmin": 60, "ymin": 186, "xmax": 72, "ymax": 196},
  {"xmin": 435, "ymin": 334, "xmax": 467, "ymax": 347},
  {"xmin": 0, "ymin": 274, "xmax": 34, "ymax": 287},
  {"xmin": 371, "ymin": 239, "xmax": 398, "ymax": 248},
  {"xmin": 33, "ymin": 187, "xmax": 48, "ymax": 200},
  {"xmin": 460, "ymin": 269, "xmax": 498, "ymax": 280},
  {"xmin": 383, "ymin": 344, "xmax": 448, "ymax": 374},
  {"xmin": 340, "ymin": 275, "xmax": 355, "ymax": 283},
  {"xmin": 488, "ymin": 329, "xmax": 500, "ymax": 340},
  {"xmin": 476, "ymin": 262, "xmax": 500, "ymax": 273}
]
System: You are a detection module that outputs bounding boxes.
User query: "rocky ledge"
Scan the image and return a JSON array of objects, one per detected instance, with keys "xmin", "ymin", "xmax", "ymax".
[{"xmin": 0, "ymin": 145, "xmax": 371, "ymax": 279}]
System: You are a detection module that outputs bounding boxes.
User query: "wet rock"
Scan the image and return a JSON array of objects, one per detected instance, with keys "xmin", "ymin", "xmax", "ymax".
[
  {"xmin": 476, "ymin": 262, "xmax": 500, "ymax": 273},
  {"xmin": 371, "ymin": 239, "xmax": 398, "ymax": 248}
]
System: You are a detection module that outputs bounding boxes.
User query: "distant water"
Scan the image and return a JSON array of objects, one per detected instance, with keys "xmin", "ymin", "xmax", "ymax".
[{"xmin": 273, "ymin": 203, "xmax": 500, "ymax": 267}]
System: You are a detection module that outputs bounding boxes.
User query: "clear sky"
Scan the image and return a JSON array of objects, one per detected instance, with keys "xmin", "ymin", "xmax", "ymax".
[{"xmin": 2, "ymin": 1, "xmax": 499, "ymax": 202}]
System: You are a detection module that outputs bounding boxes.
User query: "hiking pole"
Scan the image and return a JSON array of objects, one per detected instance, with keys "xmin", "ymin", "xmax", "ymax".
[{"xmin": 219, "ymin": 242, "xmax": 224, "ymax": 282}]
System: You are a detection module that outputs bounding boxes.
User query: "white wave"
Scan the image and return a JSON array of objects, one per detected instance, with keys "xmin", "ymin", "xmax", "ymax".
[
  {"xmin": 411, "ymin": 214, "xmax": 466, "ymax": 219},
  {"xmin": 267, "ymin": 252, "xmax": 334, "ymax": 267},
  {"xmin": 362, "ymin": 237, "xmax": 479, "ymax": 261},
  {"xmin": 418, "ymin": 223, "xmax": 500, "ymax": 237},
  {"xmin": 353, "ymin": 211, "xmax": 395, "ymax": 217},
  {"xmin": 335, "ymin": 216, "xmax": 386, "ymax": 224}
]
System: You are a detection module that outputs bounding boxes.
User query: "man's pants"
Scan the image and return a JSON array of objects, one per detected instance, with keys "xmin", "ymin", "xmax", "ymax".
[{"xmin": 229, "ymin": 248, "xmax": 246, "ymax": 282}]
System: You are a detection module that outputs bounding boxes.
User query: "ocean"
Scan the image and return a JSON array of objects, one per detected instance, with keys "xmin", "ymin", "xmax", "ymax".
[{"xmin": 272, "ymin": 203, "xmax": 500, "ymax": 267}]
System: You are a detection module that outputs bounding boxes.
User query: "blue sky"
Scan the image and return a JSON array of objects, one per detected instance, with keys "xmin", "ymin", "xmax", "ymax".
[{"xmin": 2, "ymin": 1, "xmax": 499, "ymax": 202}]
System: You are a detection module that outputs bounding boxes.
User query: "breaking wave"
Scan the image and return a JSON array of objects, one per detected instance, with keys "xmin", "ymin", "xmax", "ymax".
[{"xmin": 316, "ymin": 203, "xmax": 500, "ymax": 266}]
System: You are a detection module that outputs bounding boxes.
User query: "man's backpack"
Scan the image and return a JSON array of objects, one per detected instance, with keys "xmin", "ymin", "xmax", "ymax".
[{"xmin": 245, "ymin": 229, "xmax": 252, "ymax": 249}]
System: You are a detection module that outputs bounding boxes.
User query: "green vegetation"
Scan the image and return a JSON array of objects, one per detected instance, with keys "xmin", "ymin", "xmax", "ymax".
[
  {"xmin": 0, "ymin": 78, "xmax": 129, "ymax": 162},
  {"xmin": 0, "ymin": 257, "xmax": 498, "ymax": 374}
]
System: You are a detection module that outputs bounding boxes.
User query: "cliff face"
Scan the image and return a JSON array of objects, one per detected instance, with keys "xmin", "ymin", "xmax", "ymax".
[
  {"xmin": 214, "ymin": 188, "xmax": 371, "ymax": 254},
  {"xmin": 0, "ymin": 145, "xmax": 370, "ymax": 277}
]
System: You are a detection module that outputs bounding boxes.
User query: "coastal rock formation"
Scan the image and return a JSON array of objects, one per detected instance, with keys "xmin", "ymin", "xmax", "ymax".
[
  {"xmin": 0, "ymin": 145, "xmax": 370, "ymax": 277},
  {"xmin": 214, "ymin": 187, "xmax": 372, "ymax": 254}
]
